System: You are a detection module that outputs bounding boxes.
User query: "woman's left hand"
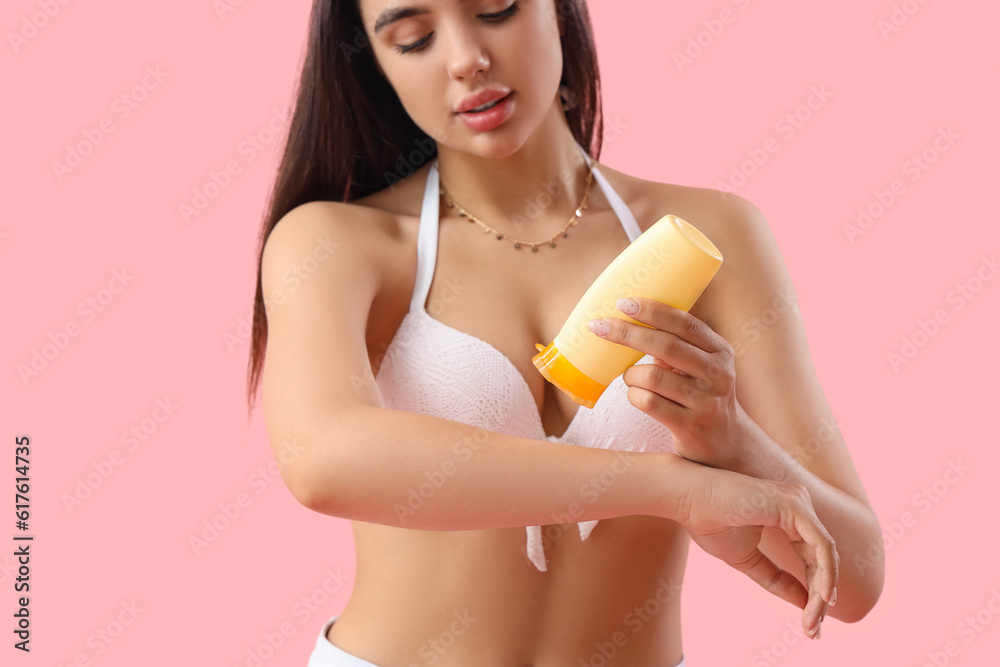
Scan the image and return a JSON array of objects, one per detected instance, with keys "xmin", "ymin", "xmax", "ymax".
[{"xmin": 588, "ymin": 296, "xmax": 751, "ymax": 469}]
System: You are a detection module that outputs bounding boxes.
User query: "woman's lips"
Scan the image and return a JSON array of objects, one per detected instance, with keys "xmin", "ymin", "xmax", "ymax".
[{"xmin": 457, "ymin": 92, "xmax": 514, "ymax": 132}]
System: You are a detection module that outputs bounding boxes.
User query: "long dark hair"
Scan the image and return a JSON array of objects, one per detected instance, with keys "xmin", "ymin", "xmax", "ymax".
[{"xmin": 245, "ymin": 0, "xmax": 604, "ymax": 417}]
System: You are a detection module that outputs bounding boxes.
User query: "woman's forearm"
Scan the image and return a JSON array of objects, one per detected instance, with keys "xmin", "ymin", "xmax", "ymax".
[
  {"xmin": 284, "ymin": 405, "xmax": 690, "ymax": 532},
  {"xmin": 720, "ymin": 415, "xmax": 884, "ymax": 623}
]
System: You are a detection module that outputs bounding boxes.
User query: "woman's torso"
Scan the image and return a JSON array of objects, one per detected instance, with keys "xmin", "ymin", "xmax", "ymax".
[{"xmin": 325, "ymin": 155, "xmax": 726, "ymax": 666}]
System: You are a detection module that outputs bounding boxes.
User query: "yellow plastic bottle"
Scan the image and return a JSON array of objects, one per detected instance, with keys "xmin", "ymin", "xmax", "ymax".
[{"xmin": 532, "ymin": 214, "xmax": 724, "ymax": 408}]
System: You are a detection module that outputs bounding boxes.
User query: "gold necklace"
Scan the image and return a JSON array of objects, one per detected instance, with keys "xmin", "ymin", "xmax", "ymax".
[{"xmin": 438, "ymin": 161, "xmax": 595, "ymax": 252}]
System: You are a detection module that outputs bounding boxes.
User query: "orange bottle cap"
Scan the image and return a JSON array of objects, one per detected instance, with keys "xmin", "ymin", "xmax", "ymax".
[{"xmin": 531, "ymin": 341, "xmax": 607, "ymax": 409}]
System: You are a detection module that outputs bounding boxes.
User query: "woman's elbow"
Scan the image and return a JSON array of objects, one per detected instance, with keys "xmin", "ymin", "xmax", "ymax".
[
  {"xmin": 835, "ymin": 514, "xmax": 886, "ymax": 623},
  {"xmin": 836, "ymin": 566, "xmax": 884, "ymax": 623}
]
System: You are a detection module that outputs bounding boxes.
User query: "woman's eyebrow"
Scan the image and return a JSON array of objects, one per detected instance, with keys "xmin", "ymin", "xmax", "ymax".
[
  {"xmin": 374, "ymin": 6, "xmax": 431, "ymax": 35},
  {"xmin": 373, "ymin": 1, "xmax": 476, "ymax": 34}
]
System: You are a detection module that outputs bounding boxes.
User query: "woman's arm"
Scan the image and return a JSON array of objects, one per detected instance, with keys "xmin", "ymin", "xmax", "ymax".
[
  {"xmin": 706, "ymin": 194, "xmax": 884, "ymax": 624},
  {"xmin": 592, "ymin": 191, "xmax": 883, "ymax": 624},
  {"xmin": 259, "ymin": 202, "xmax": 682, "ymax": 527},
  {"xmin": 261, "ymin": 200, "xmax": 838, "ymax": 635},
  {"xmin": 293, "ymin": 405, "xmax": 687, "ymax": 529}
]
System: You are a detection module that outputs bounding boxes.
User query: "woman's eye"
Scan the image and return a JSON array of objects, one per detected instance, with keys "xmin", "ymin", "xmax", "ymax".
[
  {"xmin": 396, "ymin": 35, "xmax": 431, "ymax": 55},
  {"xmin": 481, "ymin": 0, "xmax": 521, "ymax": 23},
  {"xmin": 394, "ymin": 1, "xmax": 520, "ymax": 55}
]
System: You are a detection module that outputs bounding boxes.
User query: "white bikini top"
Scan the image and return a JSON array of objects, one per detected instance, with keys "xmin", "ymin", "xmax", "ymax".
[{"xmin": 374, "ymin": 142, "xmax": 677, "ymax": 571}]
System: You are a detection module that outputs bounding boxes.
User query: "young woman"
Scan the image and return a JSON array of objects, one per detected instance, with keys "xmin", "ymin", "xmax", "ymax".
[{"xmin": 246, "ymin": 1, "xmax": 884, "ymax": 665}]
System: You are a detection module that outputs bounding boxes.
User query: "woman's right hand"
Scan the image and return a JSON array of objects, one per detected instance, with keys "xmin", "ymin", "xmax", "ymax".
[{"xmin": 673, "ymin": 461, "xmax": 839, "ymax": 638}]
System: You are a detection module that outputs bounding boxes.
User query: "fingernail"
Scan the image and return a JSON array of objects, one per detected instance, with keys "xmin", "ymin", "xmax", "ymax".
[
  {"xmin": 829, "ymin": 586, "xmax": 837, "ymax": 607},
  {"xmin": 589, "ymin": 319, "xmax": 610, "ymax": 336},
  {"xmin": 616, "ymin": 297, "xmax": 639, "ymax": 316},
  {"xmin": 816, "ymin": 621, "xmax": 822, "ymax": 640}
]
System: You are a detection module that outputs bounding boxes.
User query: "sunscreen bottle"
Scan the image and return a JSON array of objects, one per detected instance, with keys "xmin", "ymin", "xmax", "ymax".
[{"xmin": 532, "ymin": 214, "xmax": 723, "ymax": 408}]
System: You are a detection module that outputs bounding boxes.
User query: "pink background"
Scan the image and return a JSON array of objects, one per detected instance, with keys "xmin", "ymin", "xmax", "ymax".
[{"xmin": 4, "ymin": 0, "xmax": 998, "ymax": 665}]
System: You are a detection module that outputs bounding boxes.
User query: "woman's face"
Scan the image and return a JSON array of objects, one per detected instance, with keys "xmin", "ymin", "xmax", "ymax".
[{"xmin": 356, "ymin": 0, "xmax": 565, "ymax": 154}]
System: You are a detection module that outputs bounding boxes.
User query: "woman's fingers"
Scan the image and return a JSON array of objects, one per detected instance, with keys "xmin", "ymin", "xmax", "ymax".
[
  {"xmin": 798, "ymin": 550, "xmax": 828, "ymax": 638},
  {"xmin": 782, "ymin": 497, "xmax": 840, "ymax": 637},
  {"xmin": 790, "ymin": 501, "xmax": 840, "ymax": 604},
  {"xmin": 680, "ymin": 469, "xmax": 839, "ymax": 638},
  {"xmin": 731, "ymin": 547, "xmax": 808, "ymax": 609}
]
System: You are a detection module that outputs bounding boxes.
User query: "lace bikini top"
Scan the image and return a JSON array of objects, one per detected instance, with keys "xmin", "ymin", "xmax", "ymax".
[{"xmin": 374, "ymin": 142, "xmax": 677, "ymax": 572}]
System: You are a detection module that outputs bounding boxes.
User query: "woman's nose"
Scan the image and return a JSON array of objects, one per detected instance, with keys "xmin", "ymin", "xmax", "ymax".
[{"xmin": 446, "ymin": 31, "xmax": 491, "ymax": 80}]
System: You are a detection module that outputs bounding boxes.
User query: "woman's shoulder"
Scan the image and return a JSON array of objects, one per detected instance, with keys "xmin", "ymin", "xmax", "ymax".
[
  {"xmin": 272, "ymin": 167, "xmax": 427, "ymax": 257},
  {"xmin": 265, "ymin": 190, "xmax": 418, "ymax": 302},
  {"xmin": 280, "ymin": 189, "xmax": 413, "ymax": 242},
  {"xmin": 596, "ymin": 161, "xmax": 777, "ymax": 329},
  {"xmin": 592, "ymin": 159, "xmax": 762, "ymax": 241}
]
